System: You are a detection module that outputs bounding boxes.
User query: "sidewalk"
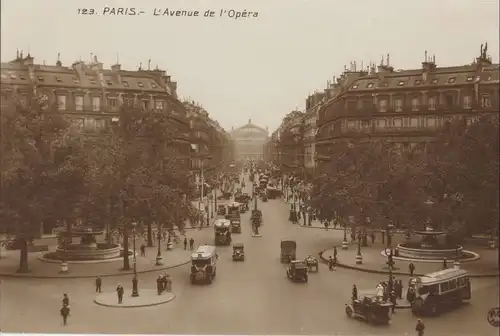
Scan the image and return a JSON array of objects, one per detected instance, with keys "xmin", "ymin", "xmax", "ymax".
[
  {"xmin": 0, "ymin": 245, "xmax": 191, "ymax": 279},
  {"xmin": 319, "ymin": 241, "xmax": 499, "ymax": 278}
]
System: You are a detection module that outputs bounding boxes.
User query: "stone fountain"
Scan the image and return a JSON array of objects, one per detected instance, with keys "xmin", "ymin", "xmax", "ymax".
[
  {"xmin": 41, "ymin": 226, "xmax": 129, "ymax": 262},
  {"xmin": 396, "ymin": 225, "xmax": 464, "ymax": 260}
]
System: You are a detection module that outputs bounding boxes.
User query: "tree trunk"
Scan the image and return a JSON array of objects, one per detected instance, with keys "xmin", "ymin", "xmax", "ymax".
[
  {"xmin": 122, "ymin": 223, "xmax": 130, "ymax": 270},
  {"xmin": 17, "ymin": 237, "xmax": 29, "ymax": 273},
  {"xmin": 147, "ymin": 219, "xmax": 153, "ymax": 247}
]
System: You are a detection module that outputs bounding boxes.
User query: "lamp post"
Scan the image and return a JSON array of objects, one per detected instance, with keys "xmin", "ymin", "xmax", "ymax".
[
  {"xmin": 355, "ymin": 228, "xmax": 363, "ymax": 264},
  {"xmin": 387, "ymin": 222, "xmax": 394, "ymax": 249},
  {"xmin": 214, "ymin": 185, "xmax": 218, "ymax": 212},
  {"xmin": 342, "ymin": 221, "xmax": 349, "ymax": 249},
  {"xmin": 156, "ymin": 224, "xmax": 163, "ymax": 266},
  {"xmin": 386, "ymin": 247, "xmax": 394, "ymax": 293},
  {"xmin": 131, "ymin": 221, "xmax": 139, "ymax": 297}
]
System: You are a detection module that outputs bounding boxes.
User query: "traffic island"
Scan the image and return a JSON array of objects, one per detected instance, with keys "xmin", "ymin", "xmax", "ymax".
[{"xmin": 94, "ymin": 289, "xmax": 175, "ymax": 308}]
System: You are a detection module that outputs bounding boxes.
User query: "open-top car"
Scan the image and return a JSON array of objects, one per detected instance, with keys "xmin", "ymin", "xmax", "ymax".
[
  {"xmin": 304, "ymin": 255, "xmax": 319, "ymax": 272},
  {"xmin": 345, "ymin": 293, "xmax": 393, "ymax": 325},
  {"xmin": 232, "ymin": 243, "xmax": 245, "ymax": 261},
  {"xmin": 217, "ymin": 204, "xmax": 226, "ymax": 216},
  {"xmin": 286, "ymin": 260, "xmax": 308, "ymax": 283}
]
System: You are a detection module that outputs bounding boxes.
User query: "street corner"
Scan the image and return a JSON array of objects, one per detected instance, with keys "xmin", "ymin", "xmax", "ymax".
[{"xmin": 94, "ymin": 289, "xmax": 176, "ymax": 308}]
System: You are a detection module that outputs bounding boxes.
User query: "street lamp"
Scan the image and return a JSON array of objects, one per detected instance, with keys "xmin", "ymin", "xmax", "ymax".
[
  {"xmin": 385, "ymin": 247, "xmax": 395, "ymax": 293},
  {"xmin": 387, "ymin": 222, "xmax": 394, "ymax": 249},
  {"xmin": 355, "ymin": 227, "xmax": 363, "ymax": 264},
  {"xmin": 342, "ymin": 221, "xmax": 349, "ymax": 250},
  {"xmin": 131, "ymin": 221, "xmax": 139, "ymax": 297},
  {"xmin": 156, "ymin": 224, "xmax": 163, "ymax": 266}
]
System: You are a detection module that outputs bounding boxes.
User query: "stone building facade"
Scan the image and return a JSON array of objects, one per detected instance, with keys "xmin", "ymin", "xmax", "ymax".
[{"xmin": 230, "ymin": 119, "xmax": 268, "ymax": 161}]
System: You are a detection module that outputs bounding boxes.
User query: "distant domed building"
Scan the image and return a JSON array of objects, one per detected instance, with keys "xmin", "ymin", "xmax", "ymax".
[{"xmin": 230, "ymin": 119, "xmax": 268, "ymax": 161}]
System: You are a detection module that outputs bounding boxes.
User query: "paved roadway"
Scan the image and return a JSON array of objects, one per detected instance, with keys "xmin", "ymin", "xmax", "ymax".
[{"xmin": 1, "ymin": 177, "xmax": 498, "ymax": 335}]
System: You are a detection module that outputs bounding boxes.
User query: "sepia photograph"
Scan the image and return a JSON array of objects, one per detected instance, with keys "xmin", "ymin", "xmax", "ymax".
[{"xmin": 0, "ymin": 0, "xmax": 499, "ymax": 335}]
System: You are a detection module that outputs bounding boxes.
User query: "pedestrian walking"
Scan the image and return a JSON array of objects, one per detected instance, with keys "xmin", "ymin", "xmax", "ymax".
[
  {"xmin": 333, "ymin": 246, "xmax": 338, "ymax": 260},
  {"xmin": 370, "ymin": 232, "xmax": 375, "ymax": 244},
  {"xmin": 60, "ymin": 304, "xmax": 70, "ymax": 326},
  {"xmin": 62, "ymin": 293, "xmax": 69, "ymax": 306},
  {"xmin": 116, "ymin": 284, "xmax": 124, "ymax": 304},
  {"xmin": 189, "ymin": 238, "xmax": 195, "ymax": 250},
  {"xmin": 350, "ymin": 230, "xmax": 356, "ymax": 243},
  {"xmin": 443, "ymin": 257, "xmax": 448, "ymax": 269},
  {"xmin": 376, "ymin": 283, "xmax": 384, "ymax": 300},
  {"xmin": 183, "ymin": 237, "xmax": 188, "ymax": 250},
  {"xmin": 333, "ymin": 219, "xmax": 337, "ymax": 229},
  {"xmin": 328, "ymin": 256, "xmax": 335, "ymax": 271},
  {"xmin": 415, "ymin": 319, "xmax": 425, "ymax": 336},
  {"xmin": 95, "ymin": 276, "xmax": 102, "ymax": 293},
  {"xmin": 352, "ymin": 284, "xmax": 358, "ymax": 301},
  {"xmin": 390, "ymin": 290, "xmax": 397, "ymax": 313},
  {"xmin": 140, "ymin": 244, "xmax": 146, "ymax": 257},
  {"xmin": 409, "ymin": 263, "xmax": 415, "ymax": 277}
]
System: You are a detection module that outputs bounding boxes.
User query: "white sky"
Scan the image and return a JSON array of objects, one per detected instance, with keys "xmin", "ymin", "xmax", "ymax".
[{"xmin": 1, "ymin": 0, "xmax": 499, "ymax": 132}]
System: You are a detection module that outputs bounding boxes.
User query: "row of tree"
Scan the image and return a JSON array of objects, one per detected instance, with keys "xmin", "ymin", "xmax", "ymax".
[
  {"xmin": 310, "ymin": 114, "xmax": 499, "ymax": 241},
  {"xmin": 1, "ymin": 93, "xmax": 197, "ymax": 272}
]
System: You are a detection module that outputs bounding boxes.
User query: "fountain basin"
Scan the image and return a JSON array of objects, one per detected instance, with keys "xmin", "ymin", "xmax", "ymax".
[
  {"xmin": 40, "ymin": 247, "xmax": 134, "ymax": 264},
  {"xmin": 54, "ymin": 243, "xmax": 120, "ymax": 261},
  {"xmin": 396, "ymin": 243, "xmax": 463, "ymax": 260}
]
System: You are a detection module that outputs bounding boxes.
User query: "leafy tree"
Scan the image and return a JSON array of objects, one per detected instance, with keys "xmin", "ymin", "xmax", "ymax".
[{"xmin": 0, "ymin": 93, "xmax": 86, "ymax": 272}]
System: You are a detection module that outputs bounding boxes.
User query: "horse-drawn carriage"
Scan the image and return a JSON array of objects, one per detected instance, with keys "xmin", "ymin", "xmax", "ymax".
[{"xmin": 304, "ymin": 255, "xmax": 319, "ymax": 272}]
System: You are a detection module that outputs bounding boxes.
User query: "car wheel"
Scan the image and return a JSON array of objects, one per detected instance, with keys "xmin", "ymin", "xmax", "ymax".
[{"xmin": 345, "ymin": 306, "xmax": 353, "ymax": 318}]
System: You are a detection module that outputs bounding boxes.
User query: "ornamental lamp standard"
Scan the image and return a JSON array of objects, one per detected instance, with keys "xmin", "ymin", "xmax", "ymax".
[
  {"xmin": 387, "ymin": 222, "xmax": 394, "ymax": 249},
  {"xmin": 355, "ymin": 227, "xmax": 363, "ymax": 265},
  {"xmin": 342, "ymin": 220, "xmax": 349, "ymax": 250},
  {"xmin": 131, "ymin": 221, "xmax": 139, "ymax": 297},
  {"xmin": 385, "ymin": 247, "xmax": 395, "ymax": 293},
  {"xmin": 156, "ymin": 224, "xmax": 163, "ymax": 266}
]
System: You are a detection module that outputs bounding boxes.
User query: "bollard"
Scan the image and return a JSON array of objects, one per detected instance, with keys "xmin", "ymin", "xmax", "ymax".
[
  {"xmin": 342, "ymin": 240, "xmax": 349, "ymax": 250},
  {"xmin": 453, "ymin": 260, "xmax": 460, "ymax": 269},
  {"xmin": 355, "ymin": 254, "xmax": 363, "ymax": 265},
  {"xmin": 156, "ymin": 255, "xmax": 164, "ymax": 266},
  {"xmin": 167, "ymin": 241, "xmax": 174, "ymax": 250},
  {"xmin": 60, "ymin": 261, "xmax": 69, "ymax": 273}
]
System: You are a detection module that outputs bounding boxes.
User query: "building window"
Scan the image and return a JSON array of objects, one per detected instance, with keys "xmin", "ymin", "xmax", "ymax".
[
  {"xmin": 428, "ymin": 97, "xmax": 436, "ymax": 110},
  {"xmin": 347, "ymin": 120, "xmax": 356, "ymax": 129},
  {"xmin": 108, "ymin": 97, "xmax": 118, "ymax": 107},
  {"xmin": 394, "ymin": 98, "xmax": 403, "ymax": 112},
  {"xmin": 398, "ymin": 81, "xmax": 405, "ymax": 86},
  {"xmin": 393, "ymin": 118, "xmax": 402, "ymax": 127},
  {"xmin": 463, "ymin": 96, "xmax": 472, "ymax": 109},
  {"xmin": 376, "ymin": 119, "xmax": 387, "ymax": 128},
  {"xmin": 155, "ymin": 100, "xmax": 164, "ymax": 110},
  {"xmin": 379, "ymin": 99, "xmax": 388, "ymax": 112},
  {"xmin": 481, "ymin": 95, "xmax": 492, "ymax": 108},
  {"xmin": 124, "ymin": 97, "xmax": 134, "ymax": 107},
  {"xmin": 367, "ymin": 83, "xmax": 374, "ymax": 88},
  {"xmin": 409, "ymin": 117, "xmax": 419, "ymax": 127},
  {"xmin": 37, "ymin": 76, "xmax": 44, "ymax": 82},
  {"xmin": 151, "ymin": 83, "xmax": 158, "ymax": 88},
  {"xmin": 445, "ymin": 95, "xmax": 454, "ymax": 107},
  {"xmin": 106, "ymin": 80, "xmax": 113, "ymax": 86},
  {"xmin": 414, "ymin": 80, "xmax": 422, "ymax": 85},
  {"xmin": 95, "ymin": 119, "xmax": 105, "ymax": 130},
  {"xmin": 448, "ymin": 77, "xmax": 456, "ymax": 84},
  {"xmin": 411, "ymin": 97, "xmax": 420, "ymax": 111},
  {"xmin": 142, "ymin": 100, "xmax": 149, "ymax": 110},
  {"xmin": 380, "ymin": 82, "xmax": 389, "ymax": 87},
  {"xmin": 57, "ymin": 95, "xmax": 66, "ymax": 110},
  {"xmin": 72, "ymin": 76, "xmax": 80, "ymax": 84},
  {"xmin": 19, "ymin": 75, "xmax": 26, "ymax": 80},
  {"xmin": 72, "ymin": 118, "xmax": 84, "ymax": 130},
  {"xmin": 55, "ymin": 76, "xmax": 62, "ymax": 83},
  {"xmin": 466, "ymin": 76, "xmax": 473, "ymax": 82},
  {"xmin": 84, "ymin": 117, "xmax": 96, "ymax": 132},
  {"xmin": 427, "ymin": 117, "xmax": 437, "ymax": 127},
  {"xmin": 92, "ymin": 97, "xmax": 100, "ymax": 111},
  {"xmin": 138, "ymin": 82, "xmax": 144, "ymax": 88},
  {"xmin": 431, "ymin": 78, "xmax": 439, "ymax": 84},
  {"xmin": 89, "ymin": 77, "xmax": 97, "ymax": 84},
  {"xmin": 75, "ymin": 95, "xmax": 84, "ymax": 111},
  {"xmin": 123, "ymin": 81, "xmax": 129, "ymax": 87},
  {"xmin": 351, "ymin": 85, "xmax": 358, "ymax": 89}
]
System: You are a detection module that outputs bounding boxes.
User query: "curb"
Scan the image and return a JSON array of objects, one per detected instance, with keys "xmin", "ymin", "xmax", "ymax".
[
  {"xmin": 94, "ymin": 291, "xmax": 176, "ymax": 308},
  {"xmin": 318, "ymin": 249, "xmax": 499, "ymax": 279},
  {"xmin": 0, "ymin": 259, "xmax": 191, "ymax": 280}
]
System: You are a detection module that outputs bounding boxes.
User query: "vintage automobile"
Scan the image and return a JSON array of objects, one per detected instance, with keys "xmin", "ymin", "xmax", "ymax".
[
  {"xmin": 232, "ymin": 243, "xmax": 245, "ymax": 261},
  {"xmin": 267, "ymin": 186, "xmax": 282, "ymax": 199},
  {"xmin": 304, "ymin": 255, "xmax": 319, "ymax": 272},
  {"xmin": 213, "ymin": 219, "xmax": 232, "ymax": 245},
  {"xmin": 261, "ymin": 193, "xmax": 268, "ymax": 202},
  {"xmin": 280, "ymin": 240, "xmax": 297, "ymax": 263},
  {"xmin": 217, "ymin": 204, "xmax": 227, "ymax": 216},
  {"xmin": 230, "ymin": 217, "xmax": 242, "ymax": 233},
  {"xmin": 345, "ymin": 294, "xmax": 393, "ymax": 325},
  {"xmin": 190, "ymin": 245, "xmax": 218, "ymax": 285},
  {"xmin": 286, "ymin": 260, "xmax": 308, "ymax": 283}
]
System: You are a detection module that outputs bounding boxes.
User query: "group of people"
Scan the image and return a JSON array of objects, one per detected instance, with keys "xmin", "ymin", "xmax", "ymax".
[{"xmin": 156, "ymin": 273, "xmax": 173, "ymax": 295}]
